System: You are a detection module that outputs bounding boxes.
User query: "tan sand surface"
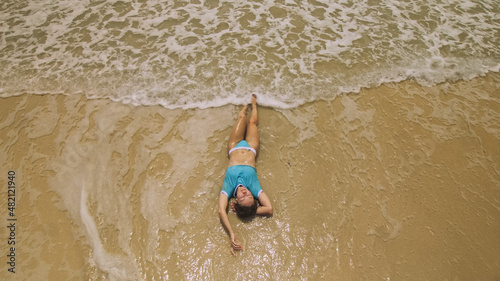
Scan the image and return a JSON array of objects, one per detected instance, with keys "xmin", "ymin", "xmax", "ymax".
[{"xmin": 1, "ymin": 73, "xmax": 499, "ymax": 280}]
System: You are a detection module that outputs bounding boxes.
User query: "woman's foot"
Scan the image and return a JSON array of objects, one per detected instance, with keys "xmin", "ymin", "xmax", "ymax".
[{"xmin": 249, "ymin": 94, "xmax": 258, "ymax": 126}]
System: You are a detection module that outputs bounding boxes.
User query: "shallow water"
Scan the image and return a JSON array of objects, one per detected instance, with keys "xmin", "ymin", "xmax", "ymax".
[
  {"xmin": 1, "ymin": 73, "xmax": 499, "ymax": 280},
  {"xmin": 1, "ymin": 0, "xmax": 499, "ymax": 107}
]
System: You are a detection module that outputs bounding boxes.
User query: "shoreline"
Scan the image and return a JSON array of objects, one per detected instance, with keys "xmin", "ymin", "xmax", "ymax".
[
  {"xmin": 1, "ymin": 72, "xmax": 499, "ymax": 280},
  {"xmin": 1, "ymin": 71, "xmax": 498, "ymax": 110}
]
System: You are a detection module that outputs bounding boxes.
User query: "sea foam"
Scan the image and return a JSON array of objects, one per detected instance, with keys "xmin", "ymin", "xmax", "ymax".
[{"xmin": 0, "ymin": 0, "xmax": 498, "ymax": 108}]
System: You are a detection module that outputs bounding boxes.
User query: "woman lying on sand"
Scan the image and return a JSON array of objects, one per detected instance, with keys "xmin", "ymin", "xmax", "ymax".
[{"xmin": 218, "ymin": 95, "xmax": 273, "ymax": 255}]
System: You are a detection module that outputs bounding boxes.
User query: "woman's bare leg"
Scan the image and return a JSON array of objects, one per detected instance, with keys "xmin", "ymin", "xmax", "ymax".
[
  {"xmin": 245, "ymin": 95, "xmax": 260, "ymax": 156},
  {"xmin": 228, "ymin": 105, "xmax": 248, "ymax": 152}
]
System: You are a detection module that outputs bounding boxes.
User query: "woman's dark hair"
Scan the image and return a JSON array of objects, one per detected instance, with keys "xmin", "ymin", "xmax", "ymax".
[{"xmin": 234, "ymin": 199, "xmax": 258, "ymax": 218}]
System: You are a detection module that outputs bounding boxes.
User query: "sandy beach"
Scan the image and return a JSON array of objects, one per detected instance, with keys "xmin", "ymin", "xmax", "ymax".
[{"xmin": 1, "ymin": 73, "xmax": 499, "ymax": 280}]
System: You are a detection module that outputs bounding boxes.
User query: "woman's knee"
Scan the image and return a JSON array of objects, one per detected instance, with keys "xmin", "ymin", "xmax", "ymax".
[{"xmin": 249, "ymin": 117, "xmax": 258, "ymax": 126}]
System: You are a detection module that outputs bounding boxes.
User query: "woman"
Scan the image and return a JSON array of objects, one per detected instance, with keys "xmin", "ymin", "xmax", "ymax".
[{"xmin": 218, "ymin": 95, "xmax": 273, "ymax": 255}]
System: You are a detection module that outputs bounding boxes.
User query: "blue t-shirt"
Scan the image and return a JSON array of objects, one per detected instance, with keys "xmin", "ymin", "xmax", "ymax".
[{"xmin": 221, "ymin": 165, "xmax": 262, "ymax": 199}]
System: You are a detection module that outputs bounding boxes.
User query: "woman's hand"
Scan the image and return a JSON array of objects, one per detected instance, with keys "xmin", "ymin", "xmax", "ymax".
[
  {"xmin": 230, "ymin": 233, "xmax": 243, "ymax": 256},
  {"xmin": 219, "ymin": 194, "xmax": 243, "ymax": 256}
]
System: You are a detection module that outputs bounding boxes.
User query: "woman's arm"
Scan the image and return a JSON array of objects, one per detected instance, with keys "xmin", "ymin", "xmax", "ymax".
[
  {"xmin": 218, "ymin": 193, "xmax": 243, "ymax": 255},
  {"xmin": 256, "ymin": 192, "xmax": 273, "ymax": 216}
]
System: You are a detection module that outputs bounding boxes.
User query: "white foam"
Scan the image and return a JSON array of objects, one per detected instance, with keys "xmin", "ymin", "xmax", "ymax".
[
  {"xmin": 80, "ymin": 188, "xmax": 140, "ymax": 280},
  {"xmin": 0, "ymin": 0, "xmax": 498, "ymax": 108}
]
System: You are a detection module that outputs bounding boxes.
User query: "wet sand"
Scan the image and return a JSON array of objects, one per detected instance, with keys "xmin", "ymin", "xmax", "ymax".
[{"xmin": 1, "ymin": 73, "xmax": 499, "ymax": 280}]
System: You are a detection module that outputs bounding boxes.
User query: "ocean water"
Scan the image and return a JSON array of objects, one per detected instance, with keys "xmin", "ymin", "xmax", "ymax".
[
  {"xmin": 1, "ymin": 0, "xmax": 499, "ymax": 108},
  {"xmin": 1, "ymin": 1, "xmax": 500, "ymax": 280}
]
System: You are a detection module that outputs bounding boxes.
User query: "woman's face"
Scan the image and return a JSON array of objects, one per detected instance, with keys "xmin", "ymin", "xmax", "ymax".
[{"xmin": 236, "ymin": 186, "xmax": 254, "ymax": 206}]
